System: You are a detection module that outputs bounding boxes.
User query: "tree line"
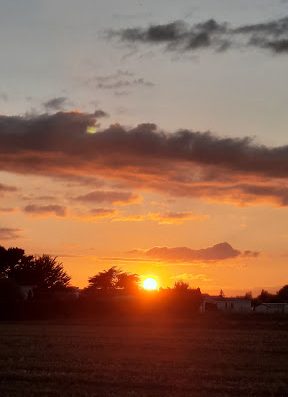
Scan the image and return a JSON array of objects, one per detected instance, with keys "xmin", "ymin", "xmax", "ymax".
[{"xmin": 0, "ymin": 244, "xmax": 287, "ymax": 320}]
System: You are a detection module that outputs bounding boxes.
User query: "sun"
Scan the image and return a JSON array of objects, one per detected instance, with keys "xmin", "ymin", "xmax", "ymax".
[{"xmin": 143, "ymin": 277, "xmax": 158, "ymax": 291}]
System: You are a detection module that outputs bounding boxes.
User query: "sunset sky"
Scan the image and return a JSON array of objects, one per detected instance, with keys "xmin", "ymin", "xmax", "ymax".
[{"xmin": 1, "ymin": 0, "xmax": 288, "ymax": 295}]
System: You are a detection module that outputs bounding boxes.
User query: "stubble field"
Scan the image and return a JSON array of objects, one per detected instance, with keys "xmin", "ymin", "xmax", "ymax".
[{"xmin": 0, "ymin": 318, "xmax": 287, "ymax": 396}]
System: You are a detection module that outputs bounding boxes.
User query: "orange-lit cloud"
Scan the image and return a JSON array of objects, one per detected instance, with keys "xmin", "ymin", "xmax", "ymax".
[
  {"xmin": 0, "ymin": 227, "xmax": 22, "ymax": 240},
  {"xmin": 23, "ymin": 204, "xmax": 67, "ymax": 217},
  {"xmin": 0, "ymin": 183, "xmax": 18, "ymax": 195},
  {"xmin": 74, "ymin": 190, "xmax": 140, "ymax": 205},
  {"xmin": 113, "ymin": 211, "xmax": 208, "ymax": 224},
  {"xmin": 129, "ymin": 242, "xmax": 259, "ymax": 262},
  {"xmin": 0, "ymin": 207, "xmax": 16, "ymax": 213},
  {"xmin": 1, "ymin": 111, "xmax": 288, "ymax": 207},
  {"xmin": 173, "ymin": 273, "xmax": 212, "ymax": 283}
]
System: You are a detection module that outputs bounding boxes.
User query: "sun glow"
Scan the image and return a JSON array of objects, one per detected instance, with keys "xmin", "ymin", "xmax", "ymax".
[{"xmin": 143, "ymin": 277, "xmax": 158, "ymax": 291}]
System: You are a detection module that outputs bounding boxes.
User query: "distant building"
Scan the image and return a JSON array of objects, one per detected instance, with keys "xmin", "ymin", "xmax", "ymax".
[
  {"xmin": 200, "ymin": 296, "xmax": 252, "ymax": 313},
  {"xmin": 254, "ymin": 303, "xmax": 288, "ymax": 314}
]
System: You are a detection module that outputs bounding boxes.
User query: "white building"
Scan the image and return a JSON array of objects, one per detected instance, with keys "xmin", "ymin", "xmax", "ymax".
[
  {"xmin": 200, "ymin": 296, "xmax": 252, "ymax": 313},
  {"xmin": 254, "ymin": 303, "xmax": 288, "ymax": 314}
]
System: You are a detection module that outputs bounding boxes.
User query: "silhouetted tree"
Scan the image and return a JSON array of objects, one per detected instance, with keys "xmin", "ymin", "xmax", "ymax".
[
  {"xmin": 257, "ymin": 289, "xmax": 276, "ymax": 302},
  {"xmin": 277, "ymin": 285, "xmax": 288, "ymax": 301},
  {"xmin": 173, "ymin": 281, "xmax": 190, "ymax": 292},
  {"xmin": 116, "ymin": 272, "xmax": 140, "ymax": 293},
  {"xmin": 9, "ymin": 255, "xmax": 71, "ymax": 290},
  {"xmin": 0, "ymin": 278, "xmax": 22, "ymax": 301},
  {"xmin": 87, "ymin": 266, "xmax": 120, "ymax": 292},
  {"xmin": 0, "ymin": 246, "xmax": 34, "ymax": 278},
  {"xmin": 86, "ymin": 267, "xmax": 140, "ymax": 294},
  {"xmin": 244, "ymin": 291, "xmax": 253, "ymax": 300}
]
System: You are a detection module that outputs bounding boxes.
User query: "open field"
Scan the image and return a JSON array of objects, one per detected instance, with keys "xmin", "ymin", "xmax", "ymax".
[{"xmin": 0, "ymin": 318, "xmax": 287, "ymax": 396}]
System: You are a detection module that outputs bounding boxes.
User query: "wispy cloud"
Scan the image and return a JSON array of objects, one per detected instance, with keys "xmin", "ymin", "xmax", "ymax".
[
  {"xmin": 0, "ymin": 227, "xmax": 22, "ymax": 240},
  {"xmin": 129, "ymin": 242, "xmax": 259, "ymax": 263},
  {"xmin": 23, "ymin": 204, "xmax": 67, "ymax": 217},
  {"xmin": 109, "ymin": 17, "xmax": 288, "ymax": 55},
  {"xmin": 0, "ymin": 183, "xmax": 18, "ymax": 195},
  {"xmin": 74, "ymin": 190, "xmax": 140, "ymax": 205},
  {"xmin": 113, "ymin": 211, "xmax": 208, "ymax": 224},
  {"xmin": 85, "ymin": 70, "xmax": 154, "ymax": 92},
  {"xmin": 173, "ymin": 273, "xmax": 212, "ymax": 283},
  {"xmin": 1, "ymin": 111, "xmax": 288, "ymax": 207},
  {"xmin": 43, "ymin": 97, "xmax": 70, "ymax": 111}
]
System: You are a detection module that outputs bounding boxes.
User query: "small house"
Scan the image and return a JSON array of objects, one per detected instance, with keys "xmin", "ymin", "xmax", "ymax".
[
  {"xmin": 200, "ymin": 296, "xmax": 252, "ymax": 313},
  {"xmin": 254, "ymin": 302, "xmax": 288, "ymax": 314}
]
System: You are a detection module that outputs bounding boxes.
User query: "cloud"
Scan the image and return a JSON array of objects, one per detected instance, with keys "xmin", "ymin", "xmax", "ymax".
[
  {"xmin": 74, "ymin": 190, "xmax": 139, "ymax": 205},
  {"xmin": 0, "ymin": 183, "xmax": 18, "ymax": 195},
  {"xmin": 129, "ymin": 242, "xmax": 259, "ymax": 262},
  {"xmin": 86, "ymin": 70, "xmax": 154, "ymax": 91},
  {"xmin": 0, "ymin": 227, "xmax": 22, "ymax": 240},
  {"xmin": 113, "ymin": 211, "xmax": 208, "ymax": 224},
  {"xmin": 1, "ymin": 111, "xmax": 288, "ymax": 207},
  {"xmin": 43, "ymin": 97, "xmax": 70, "ymax": 111},
  {"xmin": 173, "ymin": 273, "xmax": 212, "ymax": 283},
  {"xmin": 0, "ymin": 207, "xmax": 17, "ymax": 213},
  {"xmin": 109, "ymin": 16, "xmax": 288, "ymax": 55},
  {"xmin": 75, "ymin": 208, "xmax": 117, "ymax": 220},
  {"xmin": 148, "ymin": 211, "xmax": 208, "ymax": 224},
  {"xmin": 23, "ymin": 204, "xmax": 67, "ymax": 217},
  {"xmin": 89, "ymin": 208, "xmax": 116, "ymax": 217}
]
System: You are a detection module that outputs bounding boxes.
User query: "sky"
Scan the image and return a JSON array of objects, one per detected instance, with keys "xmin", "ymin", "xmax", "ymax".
[{"xmin": 1, "ymin": 0, "xmax": 288, "ymax": 295}]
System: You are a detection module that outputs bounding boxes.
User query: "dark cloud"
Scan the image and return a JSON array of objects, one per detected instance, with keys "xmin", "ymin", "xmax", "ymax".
[
  {"xmin": 74, "ymin": 190, "xmax": 139, "ymax": 205},
  {"xmin": 43, "ymin": 97, "xmax": 69, "ymax": 111},
  {"xmin": 110, "ymin": 16, "xmax": 288, "ymax": 54},
  {"xmin": 24, "ymin": 204, "xmax": 67, "ymax": 217},
  {"xmin": 129, "ymin": 242, "xmax": 259, "ymax": 262},
  {"xmin": 1, "ymin": 111, "xmax": 288, "ymax": 206},
  {"xmin": 94, "ymin": 110, "xmax": 108, "ymax": 118},
  {"xmin": 0, "ymin": 227, "xmax": 22, "ymax": 240},
  {"xmin": 86, "ymin": 70, "xmax": 154, "ymax": 91}
]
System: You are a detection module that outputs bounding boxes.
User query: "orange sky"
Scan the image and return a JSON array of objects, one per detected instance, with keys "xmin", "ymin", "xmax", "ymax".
[{"xmin": 1, "ymin": 2, "xmax": 288, "ymax": 296}]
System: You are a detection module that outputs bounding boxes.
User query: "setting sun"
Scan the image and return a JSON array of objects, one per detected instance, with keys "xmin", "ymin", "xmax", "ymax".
[{"xmin": 143, "ymin": 277, "xmax": 158, "ymax": 291}]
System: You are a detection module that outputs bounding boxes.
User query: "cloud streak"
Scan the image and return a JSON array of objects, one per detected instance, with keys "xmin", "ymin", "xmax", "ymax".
[
  {"xmin": 24, "ymin": 204, "xmax": 67, "ymax": 217},
  {"xmin": 0, "ymin": 227, "xmax": 22, "ymax": 240},
  {"xmin": 43, "ymin": 97, "xmax": 69, "ymax": 111},
  {"xmin": 74, "ymin": 190, "xmax": 139, "ymax": 205},
  {"xmin": 109, "ymin": 17, "xmax": 288, "ymax": 55},
  {"xmin": 0, "ymin": 183, "xmax": 18, "ymax": 195},
  {"xmin": 85, "ymin": 70, "xmax": 154, "ymax": 91},
  {"xmin": 129, "ymin": 242, "xmax": 259, "ymax": 262},
  {"xmin": 1, "ymin": 111, "xmax": 288, "ymax": 206}
]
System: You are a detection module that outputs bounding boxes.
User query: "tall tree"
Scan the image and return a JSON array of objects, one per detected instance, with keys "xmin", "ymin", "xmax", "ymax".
[
  {"xmin": 87, "ymin": 267, "xmax": 140, "ymax": 293},
  {"xmin": 87, "ymin": 267, "xmax": 120, "ymax": 291},
  {"xmin": 116, "ymin": 272, "xmax": 140, "ymax": 292},
  {"xmin": 9, "ymin": 254, "xmax": 71, "ymax": 289},
  {"xmin": 277, "ymin": 285, "xmax": 288, "ymax": 301},
  {"xmin": 173, "ymin": 281, "xmax": 190, "ymax": 292},
  {"xmin": 0, "ymin": 246, "xmax": 33, "ymax": 277}
]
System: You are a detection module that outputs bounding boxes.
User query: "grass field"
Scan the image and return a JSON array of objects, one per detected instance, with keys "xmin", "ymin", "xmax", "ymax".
[{"xmin": 0, "ymin": 318, "xmax": 287, "ymax": 396}]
